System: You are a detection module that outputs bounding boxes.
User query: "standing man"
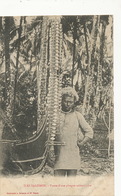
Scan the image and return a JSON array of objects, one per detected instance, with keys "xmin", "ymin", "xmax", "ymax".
[{"xmin": 54, "ymin": 87, "xmax": 93, "ymax": 177}]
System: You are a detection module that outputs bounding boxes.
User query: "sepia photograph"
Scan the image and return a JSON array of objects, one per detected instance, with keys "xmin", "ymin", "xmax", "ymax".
[{"xmin": 0, "ymin": 14, "xmax": 114, "ymax": 195}]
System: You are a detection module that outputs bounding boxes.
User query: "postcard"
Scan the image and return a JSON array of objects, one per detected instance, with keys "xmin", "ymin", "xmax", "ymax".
[{"xmin": 0, "ymin": 0, "xmax": 121, "ymax": 195}]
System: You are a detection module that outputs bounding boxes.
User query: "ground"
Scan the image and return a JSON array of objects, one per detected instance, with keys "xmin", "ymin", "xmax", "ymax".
[{"xmin": 35, "ymin": 155, "xmax": 114, "ymax": 177}]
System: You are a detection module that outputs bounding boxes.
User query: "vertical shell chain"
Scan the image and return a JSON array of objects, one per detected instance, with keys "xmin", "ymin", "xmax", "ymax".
[{"xmin": 47, "ymin": 18, "xmax": 62, "ymax": 144}]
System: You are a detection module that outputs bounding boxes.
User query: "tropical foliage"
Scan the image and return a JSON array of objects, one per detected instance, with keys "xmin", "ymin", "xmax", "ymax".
[{"xmin": 0, "ymin": 16, "xmax": 113, "ymax": 156}]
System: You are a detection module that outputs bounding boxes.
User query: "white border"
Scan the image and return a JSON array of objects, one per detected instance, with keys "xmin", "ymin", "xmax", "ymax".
[
  {"xmin": 0, "ymin": 0, "xmax": 121, "ymax": 195},
  {"xmin": 0, "ymin": 0, "xmax": 119, "ymax": 16}
]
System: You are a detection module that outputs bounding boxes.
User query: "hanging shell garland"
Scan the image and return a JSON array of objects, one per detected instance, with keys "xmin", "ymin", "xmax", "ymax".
[
  {"xmin": 37, "ymin": 16, "xmax": 63, "ymax": 148},
  {"xmin": 47, "ymin": 17, "xmax": 62, "ymax": 144}
]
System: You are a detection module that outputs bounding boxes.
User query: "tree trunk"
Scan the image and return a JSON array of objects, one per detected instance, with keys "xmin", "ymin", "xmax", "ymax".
[
  {"xmin": 83, "ymin": 22, "xmax": 89, "ymax": 63},
  {"xmin": 72, "ymin": 25, "xmax": 76, "ymax": 86},
  {"xmin": 13, "ymin": 17, "xmax": 23, "ymax": 115},
  {"xmin": 37, "ymin": 17, "xmax": 49, "ymax": 131},
  {"xmin": 82, "ymin": 16, "xmax": 98, "ymax": 117},
  {"xmin": 3, "ymin": 17, "xmax": 18, "ymax": 137},
  {"xmin": 4, "ymin": 17, "xmax": 11, "ymax": 118},
  {"xmin": 94, "ymin": 18, "xmax": 107, "ymax": 116}
]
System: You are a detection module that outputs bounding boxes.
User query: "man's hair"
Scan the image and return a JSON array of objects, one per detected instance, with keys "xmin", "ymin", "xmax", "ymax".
[{"xmin": 61, "ymin": 87, "xmax": 79, "ymax": 102}]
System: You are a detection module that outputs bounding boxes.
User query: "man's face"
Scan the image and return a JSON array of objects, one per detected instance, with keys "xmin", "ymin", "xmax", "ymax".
[{"xmin": 62, "ymin": 95, "xmax": 75, "ymax": 112}]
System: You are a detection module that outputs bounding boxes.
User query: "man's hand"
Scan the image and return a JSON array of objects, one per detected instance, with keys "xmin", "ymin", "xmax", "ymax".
[
  {"xmin": 77, "ymin": 140, "xmax": 84, "ymax": 147},
  {"xmin": 77, "ymin": 136, "xmax": 90, "ymax": 148}
]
